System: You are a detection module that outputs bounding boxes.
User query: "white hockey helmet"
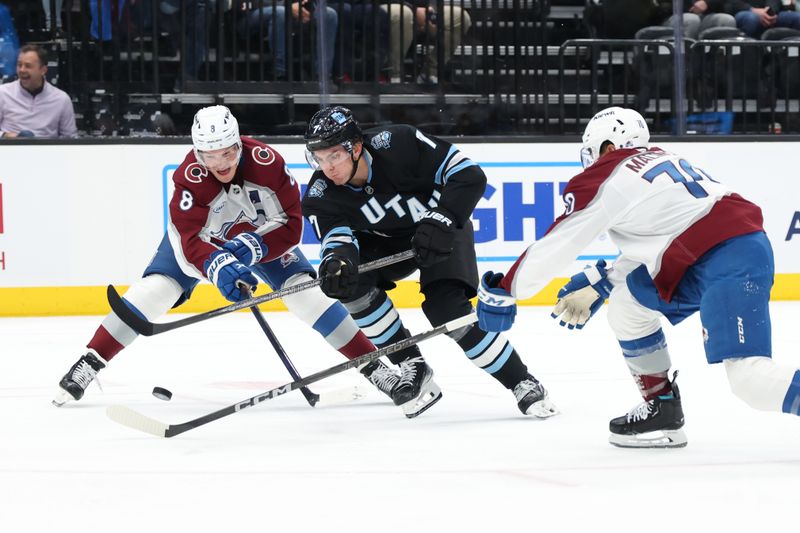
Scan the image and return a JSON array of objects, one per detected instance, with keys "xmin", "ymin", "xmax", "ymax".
[
  {"xmin": 580, "ymin": 107, "xmax": 650, "ymax": 168},
  {"xmin": 191, "ymin": 105, "xmax": 241, "ymax": 164}
]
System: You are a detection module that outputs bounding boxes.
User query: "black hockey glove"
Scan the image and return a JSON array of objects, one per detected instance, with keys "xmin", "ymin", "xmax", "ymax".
[
  {"xmin": 318, "ymin": 243, "xmax": 360, "ymax": 300},
  {"xmin": 412, "ymin": 207, "xmax": 456, "ymax": 268}
]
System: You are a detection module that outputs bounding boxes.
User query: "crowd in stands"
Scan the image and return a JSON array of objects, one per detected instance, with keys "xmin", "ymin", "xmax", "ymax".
[
  {"xmin": 26, "ymin": 0, "xmax": 472, "ymax": 87},
  {"xmin": 1, "ymin": 1, "xmax": 800, "ymax": 137},
  {"xmin": 591, "ymin": 0, "xmax": 800, "ymax": 40}
]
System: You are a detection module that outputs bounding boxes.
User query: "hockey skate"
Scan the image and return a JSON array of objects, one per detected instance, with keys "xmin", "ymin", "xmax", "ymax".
[
  {"xmin": 609, "ymin": 372, "xmax": 687, "ymax": 449},
  {"xmin": 360, "ymin": 359, "xmax": 401, "ymax": 399},
  {"xmin": 52, "ymin": 351, "xmax": 106, "ymax": 407},
  {"xmin": 513, "ymin": 374, "xmax": 559, "ymax": 418},
  {"xmin": 392, "ymin": 356, "xmax": 442, "ymax": 418}
]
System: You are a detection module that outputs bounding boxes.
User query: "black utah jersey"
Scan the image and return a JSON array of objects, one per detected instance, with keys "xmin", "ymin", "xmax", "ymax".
[{"xmin": 302, "ymin": 124, "xmax": 486, "ymax": 253}]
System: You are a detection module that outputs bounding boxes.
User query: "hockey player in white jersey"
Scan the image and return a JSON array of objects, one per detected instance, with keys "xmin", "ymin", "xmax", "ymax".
[{"xmin": 476, "ymin": 106, "xmax": 800, "ymax": 448}]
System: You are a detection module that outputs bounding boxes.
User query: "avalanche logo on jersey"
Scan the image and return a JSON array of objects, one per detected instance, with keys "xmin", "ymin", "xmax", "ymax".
[
  {"xmin": 370, "ymin": 131, "xmax": 392, "ymax": 150},
  {"xmin": 252, "ymin": 146, "xmax": 276, "ymax": 166},
  {"xmin": 210, "ymin": 210, "xmax": 261, "ymax": 241},
  {"xmin": 308, "ymin": 180, "xmax": 327, "ymax": 198},
  {"xmin": 280, "ymin": 251, "xmax": 300, "ymax": 268},
  {"xmin": 185, "ymin": 162, "xmax": 208, "ymax": 183}
]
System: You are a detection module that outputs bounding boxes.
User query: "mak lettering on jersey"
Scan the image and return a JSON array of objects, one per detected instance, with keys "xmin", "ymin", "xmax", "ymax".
[{"xmin": 623, "ymin": 148, "xmax": 665, "ymax": 173}]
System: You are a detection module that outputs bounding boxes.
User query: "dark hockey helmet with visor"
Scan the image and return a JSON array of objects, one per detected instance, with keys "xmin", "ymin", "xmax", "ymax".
[{"xmin": 304, "ymin": 106, "xmax": 363, "ymax": 168}]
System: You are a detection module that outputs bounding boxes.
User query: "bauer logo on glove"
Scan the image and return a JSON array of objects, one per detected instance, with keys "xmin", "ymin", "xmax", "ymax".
[
  {"xmin": 551, "ymin": 259, "xmax": 613, "ymax": 330},
  {"xmin": 412, "ymin": 207, "xmax": 456, "ymax": 268}
]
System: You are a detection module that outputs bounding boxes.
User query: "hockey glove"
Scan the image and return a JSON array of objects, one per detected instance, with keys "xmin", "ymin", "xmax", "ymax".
[
  {"xmin": 204, "ymin": 250, "xmax": 259, "ymax": 302},
  {"xmin": 412, "ymin": 207, "xmax": 456, "ymax": 268},
  {"xmin": 551, "ymin": 259, "xmax": 613, "ymax": 330},
  {"xmin": 222, "ymin": 232, "xmax": 268, "ymax": 266},
  {"xmin": 477, "ymin": 271, "xmax": 517, "ymax": 332},
  {"xmin": 318, "ymin": 243, "xmax": 360, "ymax": 300}
]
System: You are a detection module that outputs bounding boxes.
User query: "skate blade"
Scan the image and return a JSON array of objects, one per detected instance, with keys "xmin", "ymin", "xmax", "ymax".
[
  {"xmin": 401, "ymin": 382, "xmax": 443, "ymax": 418},
  {"xmin": 608, "ymin": 428, "xmax": 688, "ymax": 449},
  {"xmin": 52, "ymin": 388, "xmax": 74, "ymax": 407},
  {"xmin": 525, "ymin": 398, "xmax": 560, "ymax": 419}
]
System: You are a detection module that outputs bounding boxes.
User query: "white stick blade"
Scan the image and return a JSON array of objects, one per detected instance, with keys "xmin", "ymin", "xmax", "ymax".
[
  {"xmin": 313, "ymin": 385, "xmax": 369, "ymax": 407},
  {"xmin": 106, "ymin": 406, "xmax": 168, "ymax": 438}
]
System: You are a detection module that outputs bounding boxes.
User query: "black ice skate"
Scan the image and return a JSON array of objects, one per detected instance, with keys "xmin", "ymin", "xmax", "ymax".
[
  {"xmin": 513, "ymin": 374, "xmax": 559, "ymax": 418},
  {"xmin": 360, "ymin": 359, "xmax": 400, "ymax": 399},
  {"xmin": 53, "ymin": 351, "xmax": 106, "ymax": 407},
  {"xmin": 392, "ymin": 356, "xmax": 442, "ymax": 418},
  {"xmin": 609, "ymin": 372, "xmax": 687, "ymax": 448}
]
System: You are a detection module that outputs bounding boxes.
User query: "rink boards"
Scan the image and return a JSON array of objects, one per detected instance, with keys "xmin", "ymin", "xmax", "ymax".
[{"xmin": 0, "ymin": 139, "xmax": 798, "ymax": 316}]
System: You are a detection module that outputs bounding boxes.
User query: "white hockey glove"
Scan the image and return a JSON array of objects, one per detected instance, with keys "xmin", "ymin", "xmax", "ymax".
[{"xmin": 551, "ymin": 260, "xmax": 613, "ymax": 330}]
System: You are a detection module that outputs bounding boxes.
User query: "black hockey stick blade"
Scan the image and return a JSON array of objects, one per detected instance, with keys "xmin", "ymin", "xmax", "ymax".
[
  {"xmin": 244, "ymin": 286, "xmax": 320, "ymax": 408},
  {"xmin": 106, "ymin": 313, "xmax": 478, "ymax": 438},
  {"xmin": 107, "ymin": 286, "xmax": 156, "ymax": 335},
  {"xmin": 106, "ymin": 250, "xmax": 415, "ymax": 337}
]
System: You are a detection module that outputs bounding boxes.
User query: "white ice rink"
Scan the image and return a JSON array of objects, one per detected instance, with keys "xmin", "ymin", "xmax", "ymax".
[{"xmin": 2, "ymin": 304, "xmax": 800, "ymax": 533}]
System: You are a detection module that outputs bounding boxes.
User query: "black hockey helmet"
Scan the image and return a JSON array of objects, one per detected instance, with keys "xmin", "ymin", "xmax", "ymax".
[{"xmin": 304, "ymin": 106, "xmax": 363, "ymax": 153}]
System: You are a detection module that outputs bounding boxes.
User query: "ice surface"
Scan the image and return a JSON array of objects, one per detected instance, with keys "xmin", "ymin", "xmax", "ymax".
[{"xmin": 2, "ymin": 304, "xmax": 800, "ymax": 533}]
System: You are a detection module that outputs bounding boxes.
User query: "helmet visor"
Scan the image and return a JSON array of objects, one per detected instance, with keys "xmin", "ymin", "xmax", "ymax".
[
  {"xmin": 196, "ymin": 144, "xmax": 242, "ymax": 169},
  {"xmin": 305, "ymin": 146, "xmax": 350, "ymax": 171},
  {"xmin": 305, "ymin": 149, "xmax": 322, "ymax": 170}
]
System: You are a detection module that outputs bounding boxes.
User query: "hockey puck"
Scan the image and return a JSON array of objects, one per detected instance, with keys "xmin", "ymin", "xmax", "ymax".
[{"xmin": 152, "ymin": 387, "xmax": 173, "ymax": 401}]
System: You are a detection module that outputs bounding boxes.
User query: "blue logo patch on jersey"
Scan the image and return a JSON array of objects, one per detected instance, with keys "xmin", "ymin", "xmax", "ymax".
[
  {"xmin": 370, "ymin": 131, "xmax": 392, "ymax": 150},
  {"xmin": 308, "ymin": 180, "xmax": 328, "ymax": 198}
]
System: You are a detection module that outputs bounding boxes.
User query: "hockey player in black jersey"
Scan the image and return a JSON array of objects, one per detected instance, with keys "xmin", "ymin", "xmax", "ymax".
[{"xmin": 301, "ymin": 106, "xmax": 559, "ymax": 419}]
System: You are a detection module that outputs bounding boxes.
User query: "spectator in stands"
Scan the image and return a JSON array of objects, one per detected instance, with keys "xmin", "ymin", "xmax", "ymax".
[
  {"xmin": 728, "ymin": 0, "xmax": 800, "ymax": 38},
  {"xmin": 337, "ymin": 0, "xmax": 468, "ymax": 85},
  {"xmin": 161, "ymin": 0, "xmax": 208, "ymax": 86},
  {"xmin": 41, "ymin": 0, "xmax": 64, "ymax": 36},
  {"xmin": 237, "ymin": 0, "xmax": 338, "ymax": 81},
  {"xmin": 662, "ymin": 0, "xmax": 737, "ymax": 39},
  {"xmin": 329, "ymin": 0, "xmax": 392, "ymax": 83},
  {"xmin": 411, "ymin": 1, "xmax": 471, "ymax": 85},
  {"xmin": 90, "ymin": 0, "xmax": 125, "ymax": 41},
  {"xmin": 0, "ymin": 1, "xmax": 19, "ymax": 80},
  {"xmin": 130, "ymin": 0, "xmax": 209, "ymax": 89},
  {"xmin": 0, "ymin": 44, "xmax": 77, "ymax": 138},
  {"xmin": 385, "ymin": 1, "xmax": 414, "ymax": 82}
]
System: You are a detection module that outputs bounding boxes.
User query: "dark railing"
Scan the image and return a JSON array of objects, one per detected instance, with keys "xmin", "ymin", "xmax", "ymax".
[
  {"xmin": 15, "ymin": 2, "xmax": 800, "ymax": 135},
  {"xmin": 556, "ymin": 38, "xmax": 800, "ymax": 135}
]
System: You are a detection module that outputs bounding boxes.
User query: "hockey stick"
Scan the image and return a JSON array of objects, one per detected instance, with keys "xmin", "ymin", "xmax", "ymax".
[
  {"xmin": 107, "ymin": 249, "xmax": 415, "ymax": 337},
  {"xmin": 246, "ymin": 287, "xmax": 320, "ymax": 407},
  {"xmin": 107, "ymin": 313, "xmax": 478, "ymax": 438},
  {"xmin": 245, "ymin": 289, "xmax": 364, "ymax": 408}
]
